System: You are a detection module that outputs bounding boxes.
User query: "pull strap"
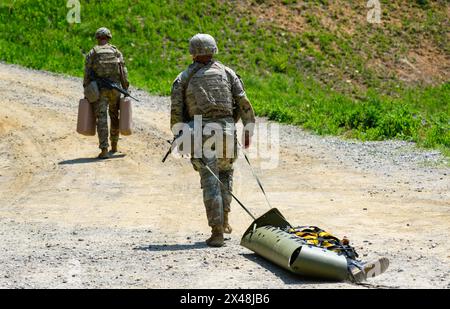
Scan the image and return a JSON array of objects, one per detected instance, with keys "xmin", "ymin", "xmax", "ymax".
[{"xmin": 238, "ymin": 140, "xmax": 272, "ymax": 209}]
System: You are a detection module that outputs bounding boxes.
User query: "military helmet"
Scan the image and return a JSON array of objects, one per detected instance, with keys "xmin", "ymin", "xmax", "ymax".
[
  {"xmin": 95, "ymin": 27, "xmax": 112, "ymax": 39},
  {"xmin": 189, "ymin": 33, "xmax": 218, "ymax": 56}
]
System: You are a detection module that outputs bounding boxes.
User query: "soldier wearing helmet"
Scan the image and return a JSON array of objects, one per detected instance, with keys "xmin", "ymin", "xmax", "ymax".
[
  {"xmin": 170, "ymin": 34, "xmax": 256, "ymax": 247},
  {"xmin": 83, "ymin": 27, "xmax": 130, "ymax": 158}
]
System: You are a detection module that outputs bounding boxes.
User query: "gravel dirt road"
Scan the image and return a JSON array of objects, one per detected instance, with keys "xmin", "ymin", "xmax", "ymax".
[{"xmin": 0, "ymin": 62, "xmax": 449, "ymax": 289}]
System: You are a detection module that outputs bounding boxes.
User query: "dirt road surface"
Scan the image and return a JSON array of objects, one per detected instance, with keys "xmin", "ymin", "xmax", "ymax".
[{"xmin": 0, "ymin": 62, "xmax": 449, "ymax": 289}]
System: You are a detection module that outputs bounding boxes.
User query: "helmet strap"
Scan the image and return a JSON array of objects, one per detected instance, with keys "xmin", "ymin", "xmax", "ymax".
[
  {"xmin": 193, "ymin": 55, "xmax": 213, "ymax": 64},
  {"xmin": 97, "ymin": 37, "xmax": 109, "ymax": 45}
]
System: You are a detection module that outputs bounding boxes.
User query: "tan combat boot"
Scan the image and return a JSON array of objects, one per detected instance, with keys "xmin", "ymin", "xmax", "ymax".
[
  {"xmin": 110, "ymin": 141, "xmax": 118, "ymax": 153},
  {"xmin": 206, "ymin": 226, "xmax": 224, "ymax": 247},
  {"xmin": 223, "ymin": 211, "xmax": 232, "ymax": 234},
  {"xmin": 98, "ymin": 148, "xmax": 109, "ymax": 159}
]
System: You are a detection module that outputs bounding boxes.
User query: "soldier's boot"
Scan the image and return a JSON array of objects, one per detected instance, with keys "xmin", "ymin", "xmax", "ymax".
[
  {"xmin": 206, "ymin": 226, "xmax": 224, "ymax": 247},
  {"xmin": 98, "ymin": 148, "xmax": 109, "ymax": 159},
  {"xmin": 110, "ymin": 141, "xmax": 118, "ymax": 153},
  {"xmin": 223, "ymin": 211, "xmax": 232, "ymax": 234}
]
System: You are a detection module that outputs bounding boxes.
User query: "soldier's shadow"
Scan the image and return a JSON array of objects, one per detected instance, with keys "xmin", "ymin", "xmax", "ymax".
[
  {"xmin": 135, "ymin": 245, "xmax": 337, "ymax": 285},
  {"xmin": 58, "ymin": 154, "xmax": 126, "ymax": 165},
  {"xmin": 240, "ymin": 253, "xmax": 337, "ymax": 285}
]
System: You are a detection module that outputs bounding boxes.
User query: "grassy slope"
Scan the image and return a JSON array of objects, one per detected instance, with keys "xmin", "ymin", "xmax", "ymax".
[{"xmin": 0, "ymin": 0, "xmax": 448, "ymax": 154}]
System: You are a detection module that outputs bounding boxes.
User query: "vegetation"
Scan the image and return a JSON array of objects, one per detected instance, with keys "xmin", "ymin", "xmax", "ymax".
[{"xmin": 0, "ymin": 0, "xmax": 448, "ymax": 154}]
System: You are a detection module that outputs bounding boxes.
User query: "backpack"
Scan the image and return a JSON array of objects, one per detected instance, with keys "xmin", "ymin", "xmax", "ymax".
[{"xmin": 92, "ymin": 44, "xmax": 120, "ymax": 79}]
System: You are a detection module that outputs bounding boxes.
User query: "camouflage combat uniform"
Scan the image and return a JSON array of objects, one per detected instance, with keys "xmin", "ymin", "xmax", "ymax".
[
  {"xmin": 83, "ymin": 43, "xmax": 129, "ymax": 149},
  {"xmin": 170, "ymin": 60, "xmax": 255, "ymax": 228}
]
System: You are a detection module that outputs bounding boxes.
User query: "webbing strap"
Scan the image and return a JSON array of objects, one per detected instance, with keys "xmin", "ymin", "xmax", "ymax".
[
  {"xmin": 183, "ymin": 63, "xmax": 204, "ymax": 102},
  {"xmin": 237, "ymin": 141, "xmax": 272, "ymax": 209}
]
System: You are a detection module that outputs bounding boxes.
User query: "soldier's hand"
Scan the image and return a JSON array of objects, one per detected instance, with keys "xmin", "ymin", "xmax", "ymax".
[{"xmin": 243, "ymin": 131, "xmax": 252, "ymax": 149}]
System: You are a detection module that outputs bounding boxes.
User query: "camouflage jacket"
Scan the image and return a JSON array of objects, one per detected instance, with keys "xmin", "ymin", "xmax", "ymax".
[{"xmin": 170, "ymin": 60, "xmax": 255, "ymax": 134}]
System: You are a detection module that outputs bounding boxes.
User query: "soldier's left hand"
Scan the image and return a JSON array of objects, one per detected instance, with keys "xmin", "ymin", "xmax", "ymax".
[{"xmin": 243, "ymin": 131, "xmax": 252, "ymax": 149}]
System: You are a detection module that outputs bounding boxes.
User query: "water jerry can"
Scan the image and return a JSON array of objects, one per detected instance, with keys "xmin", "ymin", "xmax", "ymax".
[
  {"xmin": 119, "ymin": 97, "xmax": 132, "ymax": 136},
  {"xmin": 76, "ymin": 98, "xmax": 96, "ymax": 136}
]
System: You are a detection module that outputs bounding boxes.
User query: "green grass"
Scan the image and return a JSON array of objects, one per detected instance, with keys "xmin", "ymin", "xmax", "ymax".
[{"xmin": 0, "ymin": 0, "xmax": 448, "ymax": 155}]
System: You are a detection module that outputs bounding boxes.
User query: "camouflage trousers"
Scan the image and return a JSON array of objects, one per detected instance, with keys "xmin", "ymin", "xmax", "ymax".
[
  {"xmin": 191, "ymin": 126, "xmax": 237, "ymax": 228},
  {"xmin": 92, "ymin": 89, "xmax": 120, "ymax": 149},
  {"xmin": 192, "ymin": 157, "xmax": 235, "ymax": 227}
]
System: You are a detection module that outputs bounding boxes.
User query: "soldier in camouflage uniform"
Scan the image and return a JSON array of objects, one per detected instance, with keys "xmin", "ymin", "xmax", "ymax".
[
  {"xmin": 170, "ymin": 34, "xmax": 256, "ymax": 247},
  {"xmin": 83, "ymin": 27, "xmax": 129, "ymax": 158}
]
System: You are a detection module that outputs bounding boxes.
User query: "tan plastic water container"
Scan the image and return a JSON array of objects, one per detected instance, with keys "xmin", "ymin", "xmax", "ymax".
[
  {"xmin": 119, "ymin": 97, "xmax": 132, "ymax": 136},
  {"xmin": 76, "ymin": 99, "xmax": 96, "ymax": 136}
]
